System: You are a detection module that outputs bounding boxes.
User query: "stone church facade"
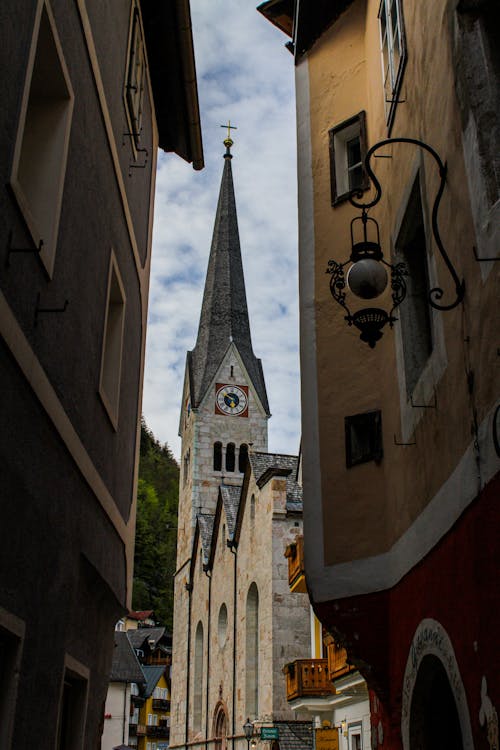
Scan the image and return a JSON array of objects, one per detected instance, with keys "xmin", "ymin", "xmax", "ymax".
[{"xmin": 170, "ymin": 140, "xmax": 312, "ymax": 750}]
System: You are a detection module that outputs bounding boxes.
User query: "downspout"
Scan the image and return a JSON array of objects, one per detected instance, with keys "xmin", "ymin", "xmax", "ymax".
[
  {"xmin": 230, "ymin": 542, "xmax": 238, "ymax": 750},
  {"xmin": 205, "ymin": 570, "xmax": 212, "ymax": 750},
  {"xmin": 185, "ymin": 580, "xmax": 194, "ymax": 749}
]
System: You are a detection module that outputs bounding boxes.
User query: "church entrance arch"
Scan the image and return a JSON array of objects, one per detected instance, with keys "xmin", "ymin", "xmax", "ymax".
[
  {"xmin": 401, "ymin": 619, "xmax": 474, "ymax": 750},
  {"xmin": 213, "ymin": 702, "xmax": 228, "ymax": 750}
]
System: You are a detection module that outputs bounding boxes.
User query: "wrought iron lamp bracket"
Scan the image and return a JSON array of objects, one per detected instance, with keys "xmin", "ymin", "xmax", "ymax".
[{"xmin": 348, "ymin": 137, "xmax": 465, "ymax": 312}]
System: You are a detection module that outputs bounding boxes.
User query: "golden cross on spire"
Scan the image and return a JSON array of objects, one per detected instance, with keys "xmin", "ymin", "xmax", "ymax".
[{"xmin": 220, "ymin": 120, "xmax": 237, "ymax": 153}]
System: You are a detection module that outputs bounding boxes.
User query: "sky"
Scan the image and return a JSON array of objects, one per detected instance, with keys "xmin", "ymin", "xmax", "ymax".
[{"xmin": 142, "ymin": 1, "xmax": 300, "ymax": 461}]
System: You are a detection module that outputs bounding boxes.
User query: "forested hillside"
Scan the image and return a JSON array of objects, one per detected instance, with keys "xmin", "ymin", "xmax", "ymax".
[{"xmin": 132, "ymin": 419, "xmax": 179, "ymax": 629}]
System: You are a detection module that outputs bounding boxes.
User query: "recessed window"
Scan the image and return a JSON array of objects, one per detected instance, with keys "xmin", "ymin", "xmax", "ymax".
[
  {"xmin": 213, "ymin": 442, "xmax": 222, "ymax": 472},
  {"xmin": 218, "ymin": 604, "xmax": 228, "ymax": 648},
  {"xmin": 99, "ymin": 254, "xmax": 126, "ymax": 429},
  {"xmin": 125, "ymin": 5, "xmax": 146, "ymax": 147},
  {"xmin": 10, "ymin": 0, "xmax": 74, "ymax": 277},
  {"xmin": 345, "ymin": 410, "xmax": 383, "ymax": 468},
  {"xmin": 378, "ymin": 0, "xmax": 407, "ymax": 132},
  {"xmin": 56, "ymin": 657, "xmax": 89, "ymax": 750},
  {"xmin": 239, "ymin": 443, "xmax": 249, "ymax": 473},
  {"xmin": 396, "ymin": 175, "xmax": 433, "ymax": 397},
  {"xmin": 348, "ymin": 723, "xmax": 363, "ymax": 750},
  {"xmin": 0, "ymin": 612, "xmax": 25, "ymax": 749},
  {"xmin": 193, "ymin": 622, "xmax": 203, "ymax": 732},
  {"xmin": 226, "ymin": 443, "xmax": 235, "ymax": 473},
  {"xmin": 329, "ymin": 112, "xmax": 369, "ymax": 205}
]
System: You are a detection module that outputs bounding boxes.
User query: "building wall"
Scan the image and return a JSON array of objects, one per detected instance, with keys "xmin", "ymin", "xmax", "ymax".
[
  {"xmin": 102, "ymin": 682, "xmax": 132, "ymax": 749},
  {"xmin": 0, "ymin": 0, "xmax": 158, "ymax": 745}
]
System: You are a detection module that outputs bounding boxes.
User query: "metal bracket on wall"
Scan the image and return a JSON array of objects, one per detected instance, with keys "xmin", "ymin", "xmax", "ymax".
[
  {"xmin": 393, "ymin": 433, "xmax": 416, "ymax": 446},
  {"xmin": 5, "ymin": 230, "xmax": 43, "ymax": 268},
  {"xmin": 472, "ymin": 246, "xmax": 500, "ymax": 262},
  {"xmin": 34, "ymin": 292, "xmax": 68, "ymax": 327},
  {"xmin": 410, "ymin": 388, "xmax": 437, "ymax": 409},
  {"xmin": 128, "ymin": 147, "xmax": 148, "ymax": 176}
]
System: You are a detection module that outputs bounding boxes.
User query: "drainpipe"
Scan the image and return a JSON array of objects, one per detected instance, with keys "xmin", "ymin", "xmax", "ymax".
[
  {"xmin": 230, "ymin": 542, "xmax": 238, "ymax": 750},
  {"xmin": 185, "ymin": 579, "xmax": 194, "ymax": 749},
  {"xmin": 205, "ymin": 570, "xmax": 212, "ymax": 750}
]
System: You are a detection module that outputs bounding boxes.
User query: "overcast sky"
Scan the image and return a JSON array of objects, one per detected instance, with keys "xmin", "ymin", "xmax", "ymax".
[{"xmin": 142, "ymin": 1, "xmax": 299, "ymax": 461}]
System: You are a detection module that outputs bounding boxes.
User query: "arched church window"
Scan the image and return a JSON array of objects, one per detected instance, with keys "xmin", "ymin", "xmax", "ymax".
[
  {"xmin": 226, "ymin": 443, "xmax": 235, "ymax": 472},
  {"xmin": 193, "ymin": 621, "xmax": 203, "ymax": 731},
  {"xmin": 213, "ymin": 442, "xmax": 222, "ymax": 471},
  {"xmin": 245, "ymin": 583, "xmax": 259, "ymax": 718},
  {"xmin": 239, "ymin": 444, "xmax": 248, "ymax": 473},
  {"xmin": 183, "ymin": 449, "xmax": 190, "ymax": 485}
]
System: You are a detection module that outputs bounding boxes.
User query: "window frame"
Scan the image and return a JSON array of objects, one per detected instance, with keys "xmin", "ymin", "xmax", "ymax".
[
  {"xmin": 99, "ymin": 251, "xmax": 127, "ymax": 430},
  {"xmin": 378, "ymin": 0, "xmax": 407, "ymax": 133},
  {"xmin": 0, "ymin": 609, "xmax": 25, "ymax": 750},
  {"xmin": 345, "ymin": 410, "xmax": 383, "ymax": 468},
  {"xmin": 329, "ymin": 112, "xmax": 369, "ymax": 206},
  {"xmin": 124, "ymin": 3, "xmax": 147, "ymax": 150},
  {"xmin": 9, "ymin": 0, "xmax": 74, "ymax": 278},
  {"xmin": 55, "ymin": 654, "xmax": 89, "ymax": 750}
]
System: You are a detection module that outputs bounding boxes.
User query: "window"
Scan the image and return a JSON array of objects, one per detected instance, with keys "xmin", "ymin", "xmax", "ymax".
[
  {"xmin": 125, "ymin": 5, "xmax": 146, "ymax": 147},
  {"xmin": 213, "ymin": 442, "xmax": 222, "ymax": 471},
  {"xmin": 226, "ymin": 443, "xmax": 235, "ymax": 473},
  {"xmin": 193, "ymin": 622, "xmax": 203, "ymax": 732},
  {"xmin": 345, "ymin": 410, "xmax": 383, "ymax": 468},
  {"xmin": 10, "ymin": 0, "xmax": 74, "ymax": 277},
  {"xmin": 245, "ymin": 583, "xmax": 259, "ymax": 718},
  {"xmin": 218, "ymin": 604, "xmax": 228, "ymax": 648},
  {"xmin": 329, "ymin": 112, "xmax": 369, "ymax": 205},
  {"xmin": 396, "ymin": 175, "xmax": 433, "ymax": 396},
  {"xmin": 99, "ymin": 254, "xmax": 126, "ymax": 429},
  {"xmin": 239, "ymin": 444, "xmax": 249, "ymax": 473},
  {"xmin": 0, "ymin": 611, "xmax": 25, "ymax": 749},
  {"xmin": 348, "ymin": 723, "xmax": 363, "ymax": 750},
  {"xmin": 378, "ymin": 0, "xmax": 407, "ymax": 132},
  {"xmin": 183, "ymin": 449, "xmax": 190, "ymax": 486},
  {"xmin": 56, "ymin": 656, "xmax": 89, "ymax": 750},
  {"xmin": 250, "ymin": 494, "xmax": 256, "ymax": 522}
]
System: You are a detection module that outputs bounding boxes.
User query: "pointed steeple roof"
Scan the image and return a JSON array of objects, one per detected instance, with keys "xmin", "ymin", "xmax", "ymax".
[{"xmin": 188, "ymin": 148, "xmax": 270, "ymax": 414}]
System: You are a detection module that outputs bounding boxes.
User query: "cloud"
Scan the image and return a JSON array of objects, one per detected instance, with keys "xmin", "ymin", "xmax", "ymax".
[{"xmin": 142, "ymin": 0, "xmax": 300, "ymax": 460}]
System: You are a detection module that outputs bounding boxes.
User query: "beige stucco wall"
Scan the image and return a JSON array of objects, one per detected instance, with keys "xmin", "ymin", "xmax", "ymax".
[
  {"xmin": 297, "ymin": 0, "xmax": 499, "ymax": 586},
  {"xmin": 101, "ymin": 682, "xmax": 131, "ymax": 749}
]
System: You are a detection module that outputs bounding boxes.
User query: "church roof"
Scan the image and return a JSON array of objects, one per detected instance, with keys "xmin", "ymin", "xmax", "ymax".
[
  {"xmin": 198, "ymin": 513, "xmax": 215, "ymax": 564},
  {"xmin": 220, "ymin": 484, "xmax": 240, "ymax": 540},
  {"xmin": 188, "ymin": 151, "xmax": 270, "ymax": 414},
  {"xmin": 249, "ymin": 452, "xmax": 303, "ymax": 510}
]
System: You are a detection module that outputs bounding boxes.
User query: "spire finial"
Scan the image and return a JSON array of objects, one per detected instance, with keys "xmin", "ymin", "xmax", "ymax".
[{"xmin": 220, "ymin": 120, "xmax": 237, "ymax": 157}]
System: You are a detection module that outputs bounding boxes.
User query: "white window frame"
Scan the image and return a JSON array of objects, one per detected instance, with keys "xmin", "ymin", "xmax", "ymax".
[
  {"xmin": 9, "ymin": 0, "xmax": 74, "ymax": 278},
  {"xmin": 348, "ymin": 722, "xmax": 363, "ymax": 750},
  {"xmin": 378, "ymin": 0, "xmax": 407, "ymax": 132},
  {"xmin": 329, "ymin": 112, "xmax": 369, "ymax": 205}
]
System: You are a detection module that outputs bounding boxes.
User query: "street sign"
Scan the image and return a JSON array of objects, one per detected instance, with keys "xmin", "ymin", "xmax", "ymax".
[
  {"xmin": 260, "ymin": 727, "xmax": 279, "ymax": 741},
  {"xmin": 316, "ymin": 728, "xmax": 339, "ymax": 750}
]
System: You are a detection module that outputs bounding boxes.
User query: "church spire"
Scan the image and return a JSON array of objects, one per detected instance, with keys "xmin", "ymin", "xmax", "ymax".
[{"xmin": 188, "ymin": 138, "xmax": 270, "ymax": 415}]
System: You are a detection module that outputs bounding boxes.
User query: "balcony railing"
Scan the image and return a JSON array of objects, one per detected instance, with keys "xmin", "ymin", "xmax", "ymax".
[
  {"xmin": 284, "ymin": 535, "xmax": 306, "ymax": 593},
  {"xmin": 283, "ymin": 659, "xmax": 335, "ymax": 701},
  {"xmin": 147, "ymin": 725, "xmax": 170, "ymax": 739},
  {"xmin": 152, "ymin": 698, "xmax": 171, "ymax": 711},
  {"xmin": 135, "ymin": 724, "xmax": 147, "ymax": 736}
]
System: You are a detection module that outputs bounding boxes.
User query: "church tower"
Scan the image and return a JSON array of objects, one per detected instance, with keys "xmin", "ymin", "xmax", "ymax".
[{"xmin": 175, "ymin": 135, "xmax": 270, "ymax": 570}]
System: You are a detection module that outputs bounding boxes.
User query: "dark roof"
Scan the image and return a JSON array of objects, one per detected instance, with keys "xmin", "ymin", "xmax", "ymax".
[
  {"xmin": 258, "ymin": 0, "xmax": 356, "ymax": 59},
  {"xmin": 272, "ymin": 722, "xmax": 314, "ymax": 750},
  {"xmin": 220, "ymin": 484, "xmax": 240, "ymax": 540},
  {"xmin": 127, "ymin": 627, "xmax": 170, "ymax": 652},
  {"xmin": 141, "ymin": 0, "xmax": 203, "ymax": 168},
  {"xmin": 188, "ymin": 153, "xmax": 269, "ymax": 414},
  {"xmin": 249, "ymin": 452, "xmax": 302, "ymax": 510},
  {"xmin": 109, "ymin": 632, "xmax": 145, "ymax": 684},
  {"xmin": 198, "ymin": 513, "xmax": 215, "ymax": 564},
  {"xmin": 142, "ymin": 665, "xmax": 167, "ymax": 698}
]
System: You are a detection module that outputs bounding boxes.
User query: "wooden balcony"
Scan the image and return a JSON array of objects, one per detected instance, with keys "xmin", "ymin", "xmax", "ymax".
[
  {"xmin": 324, "ymin": 634, "xmax": 352, "ymax": 680},
  {"xmin": 284, "ymin": 535, "xmax": 307, "ymax": 593},
  {"xmin": 283, "ymin": 659, "xmax": 335, "ymax": 701},
  {"xmin": 135, "ymin": 724, "xmax": 147, "ymax": 736}
]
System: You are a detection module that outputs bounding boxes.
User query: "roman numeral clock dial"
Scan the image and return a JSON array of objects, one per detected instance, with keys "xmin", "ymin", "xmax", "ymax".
[{"xmin": 215, "ymin": 384, "xmax": 248, "ymax": 417}]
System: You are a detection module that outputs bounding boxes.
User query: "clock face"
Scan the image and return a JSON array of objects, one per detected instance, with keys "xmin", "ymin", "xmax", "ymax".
[{"xmin": 215, "ymin": 384, "xmax": 248, "ymax": 416}]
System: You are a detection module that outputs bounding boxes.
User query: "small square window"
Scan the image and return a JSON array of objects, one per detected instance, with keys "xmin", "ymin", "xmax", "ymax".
[
  {"xmin": 329, "ymin": 112, "xmax": 369, "ymax": 205},
  {"xmin": 345, "ymin": 410, "xmax": 383, "ymax": 468},
  {"xmin": 125, "ymin": 6, "xmax": 146, "ymax": 147}
]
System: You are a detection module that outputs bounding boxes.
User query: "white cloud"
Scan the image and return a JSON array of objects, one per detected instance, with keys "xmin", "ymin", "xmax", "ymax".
[{"xmin": 142, "ymin": 0, "xmax": 300, "ymax": 460}]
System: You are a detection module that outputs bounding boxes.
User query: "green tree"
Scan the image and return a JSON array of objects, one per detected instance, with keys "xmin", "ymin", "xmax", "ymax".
[{"xmin": 132, "ymin": 419, "xmax": 179, "ymax": 628}]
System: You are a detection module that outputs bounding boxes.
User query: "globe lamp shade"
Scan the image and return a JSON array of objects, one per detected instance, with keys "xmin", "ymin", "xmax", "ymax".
[{"xmin": 347, "ymin": 258, "xmax": 388, "ymax": 299}]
